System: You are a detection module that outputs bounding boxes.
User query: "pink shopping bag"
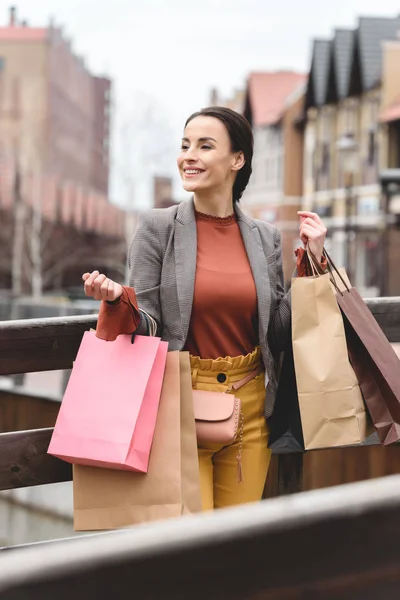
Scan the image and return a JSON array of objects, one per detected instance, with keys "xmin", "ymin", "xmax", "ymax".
[{"xmin": 48, "ymin": 332, "xmax": 168, "ymax": 472}]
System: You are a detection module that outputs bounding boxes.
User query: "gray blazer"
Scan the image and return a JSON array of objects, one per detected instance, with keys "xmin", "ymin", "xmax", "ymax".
[{"xmin": 128, "ymin": 198, "xmax": 291, "ymax": 417}]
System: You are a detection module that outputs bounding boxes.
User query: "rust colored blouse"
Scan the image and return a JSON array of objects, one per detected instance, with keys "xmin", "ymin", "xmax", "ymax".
[{"xmin": 184, "ymin": 210, "xmax": 258, "ymax": 359}]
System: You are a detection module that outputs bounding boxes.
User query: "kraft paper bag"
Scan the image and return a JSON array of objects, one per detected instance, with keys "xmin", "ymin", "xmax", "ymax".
[
  {"xmin": 48, "ymin": 332, "xmax": 168, "ymax": 472},
  {"xmin": 179, "ymin": 352, "xmax": 202, "ymax": 514},
  {"xmin": 327, "ymin": 258, "xmax": 400, "ymax": 445},
  {"xmin": 73, "ymin": 351, "xmax": 201, "ymax": 531},
  {"xmin": 291, "ymin": 271, "xmax": 369, "ymax": 450}
]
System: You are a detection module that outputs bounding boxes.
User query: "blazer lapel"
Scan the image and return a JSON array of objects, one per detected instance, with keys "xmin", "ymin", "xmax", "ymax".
[
  {"xmin": 235, "ymin": 205, "xmax": 271, "ymax": 343},
  {"xmin": 174, "ymin": 199, "xmax": 197, "ymax": 342}
]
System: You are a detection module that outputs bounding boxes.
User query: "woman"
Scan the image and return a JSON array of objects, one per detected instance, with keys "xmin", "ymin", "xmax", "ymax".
[{"xmin": 82, "ymin": 106, "xmax": 327, "ymax": 511}]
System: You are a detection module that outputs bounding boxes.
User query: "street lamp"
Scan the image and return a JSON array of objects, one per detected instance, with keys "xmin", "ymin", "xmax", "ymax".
[{"xmin": 336, "ymin": 134, "xmax": 359, "ymax": 282}]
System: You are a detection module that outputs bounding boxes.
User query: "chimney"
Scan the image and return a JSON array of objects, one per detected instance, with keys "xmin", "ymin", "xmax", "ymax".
[
  {"xmin": 210, "ymin": 87, "xmax": 219, "ymax": 106},
  {"xmin": 9, "ymin": 6, "xmax": 16, "ymax": 27}
]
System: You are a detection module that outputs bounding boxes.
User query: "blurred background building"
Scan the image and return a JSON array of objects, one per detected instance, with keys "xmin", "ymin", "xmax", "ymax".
[
  {"xmin": 153, "ymin": 175, "xmax": 176, "ymax": 209},
  {"xmin": 302, "ymin": 16, "xmax": 400, "ymax": 298},
  {"xmin": 0, "ymin": 5, "xmax": 111, "ymax": 193},
  {"xmin": 211, "ymin": 16, "xmax": 400, "ymax": 295},
  {"xmin": 0, "ymin": 7, "xmax": 129, "ymax": 299},
  {"xmin": 243, "ymin": 71, "xmax": 306, "ymax": 286}
]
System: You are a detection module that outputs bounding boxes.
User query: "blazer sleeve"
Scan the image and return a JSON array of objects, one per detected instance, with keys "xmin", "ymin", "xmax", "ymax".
[
  {"xmin": 127, "ymin": 211, "xmax": 162, "ymax": 337},
  {"xmin": 267, "ymin": 227, "xmax": 291, "ymax": 353}
]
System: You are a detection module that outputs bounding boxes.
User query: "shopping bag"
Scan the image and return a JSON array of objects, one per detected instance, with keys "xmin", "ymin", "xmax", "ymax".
[
  {"xmin": 324, "ymin": 251, "xmax": 400, "ymax": 445},
  {"xmin": 73, "ymin": 351, "xmax": 201, "ymax": 531},
  {"xmin": 291, "ymin": 268, "xmax": 369, "ymax": 450},
  {"xmin": 178, "ymin": 352, "xmax": 203, "ymax": 514},
  {"xmin": 48, "ymin": 331, "xmax": 168, "ymax": 472}
]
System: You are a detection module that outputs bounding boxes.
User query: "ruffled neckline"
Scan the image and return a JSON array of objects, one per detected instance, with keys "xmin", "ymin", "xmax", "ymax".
[{"xmin": 195, "ymin": 210, "xmax": 237, "ymax": 226}]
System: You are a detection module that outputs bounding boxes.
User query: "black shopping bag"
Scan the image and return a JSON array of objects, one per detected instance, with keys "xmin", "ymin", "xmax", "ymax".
[{"xmin": 268, "ymin": 339, "xmax": 304, "ymax": 453}]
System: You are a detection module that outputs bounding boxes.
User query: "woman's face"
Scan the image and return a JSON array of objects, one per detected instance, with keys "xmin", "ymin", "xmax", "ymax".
[{"xmin": 177, "ymin": 116, "xmax": 243, "ymax": 196}]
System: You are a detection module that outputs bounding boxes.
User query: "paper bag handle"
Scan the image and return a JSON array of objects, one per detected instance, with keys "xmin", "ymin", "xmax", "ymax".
[{"xmin": 306, "ymin": 244, "xmax": 350, "ymax": 295}]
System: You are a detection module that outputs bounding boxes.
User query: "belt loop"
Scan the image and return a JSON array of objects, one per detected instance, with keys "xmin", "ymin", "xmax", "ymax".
[{"xmin": 191, "ymin": 367, "xmax": 199, "ymax": 389}]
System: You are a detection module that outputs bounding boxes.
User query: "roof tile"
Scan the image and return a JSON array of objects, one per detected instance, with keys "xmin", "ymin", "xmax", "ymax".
[{"xmin": 247, "ymin": 71, "xmax": 306, "ymax": 126}]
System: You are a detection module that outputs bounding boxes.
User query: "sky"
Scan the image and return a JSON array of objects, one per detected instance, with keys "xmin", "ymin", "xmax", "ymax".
[{"xmin": 7, "ymin": 0, "xmax": 400, "ymax": 208}]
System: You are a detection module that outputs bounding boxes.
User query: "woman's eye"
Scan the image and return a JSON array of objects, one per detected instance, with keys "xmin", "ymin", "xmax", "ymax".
[
  {"xmin": 201, "ymin": 145, "xmax": 212, "ymax": 150},
  {"xmin": 180, "ymin": 145, "xmax": 189, "ymax": 151}
]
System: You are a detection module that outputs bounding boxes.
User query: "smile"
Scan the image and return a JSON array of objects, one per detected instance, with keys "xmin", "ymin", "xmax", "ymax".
[{"xmin": 184, "ymin": 169, "xmax": 204, "ymax": 176}]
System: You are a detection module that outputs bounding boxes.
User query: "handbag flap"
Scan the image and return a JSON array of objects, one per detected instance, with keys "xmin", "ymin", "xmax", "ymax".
[{"xmin": 193, "ymin": 390, "xmax": 235, "ymax": 422}]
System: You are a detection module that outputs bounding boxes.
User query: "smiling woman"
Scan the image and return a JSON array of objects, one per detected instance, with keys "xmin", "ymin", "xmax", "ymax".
[
  {"xmin": 82, "ymin": 105, "xmax": 328, "ymax": 517},
  {"xmin": 177, "ymin": 108, "xmax": 253, "ymax": 216}
]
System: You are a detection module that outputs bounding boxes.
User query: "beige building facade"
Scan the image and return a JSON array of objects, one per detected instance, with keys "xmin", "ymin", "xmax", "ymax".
[{"xmin": 303, "ymin": 17, "xmax": 400, "ymax": 297}]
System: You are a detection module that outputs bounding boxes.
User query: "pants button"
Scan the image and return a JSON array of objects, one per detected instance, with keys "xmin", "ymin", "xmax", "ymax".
[{"xmin": 217, "ymin": 373, "xmax": 227, "ymax": 383}]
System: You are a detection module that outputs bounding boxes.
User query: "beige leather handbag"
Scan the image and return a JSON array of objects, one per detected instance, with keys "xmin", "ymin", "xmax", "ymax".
[{"xmin": 192, "ymin": 365, "xmax": 263, "ymax": 482}]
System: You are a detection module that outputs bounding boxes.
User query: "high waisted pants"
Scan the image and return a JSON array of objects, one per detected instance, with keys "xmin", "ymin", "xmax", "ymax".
[{"xmin": 190, "ymin": 347, "xmax": 271, "ymax": 511}]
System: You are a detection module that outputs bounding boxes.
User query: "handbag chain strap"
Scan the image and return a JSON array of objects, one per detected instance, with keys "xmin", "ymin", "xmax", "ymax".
[{"xmin": 222, "ymin": 363, "xmax": 263, "ymax": 485}]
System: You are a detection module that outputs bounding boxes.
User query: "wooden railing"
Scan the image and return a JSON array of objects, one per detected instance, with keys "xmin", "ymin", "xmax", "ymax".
[
  {"xmin": 0, "ymin": 298, "xmax": 400, "ymax": 598},
  {"xmin": 1, "ymin": 475, "xmax": 400, "ymax": 598},
  {"xmin": 0, "ymin": 298, "xmax": 399, "ymax": 495}
]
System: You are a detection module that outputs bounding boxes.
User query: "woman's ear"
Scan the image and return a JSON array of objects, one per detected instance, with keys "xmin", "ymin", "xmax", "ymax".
[{"xmin": 232, "ymin": 151, "xmax": 245, "ymax": 172}]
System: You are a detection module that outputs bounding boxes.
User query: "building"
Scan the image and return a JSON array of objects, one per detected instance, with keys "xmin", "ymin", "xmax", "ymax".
[
  {"xmin": 153, "ymin": 175, "xmax": 177, "ymax": 209},
  {"xmin": 0, "ymin": 6, "xmax": 111, "ymax": 195},
  {"xmin": 242, "ymin": 71, "xmax": 307, "ymax": 286},
  {"xmin": 303, "ymin": 16, "xmax": 400, "ymax": 296},
  {"xmin": 0, "ymin": 8, "xmax": 128, "ymax": 296},
  {"xmin": 209, "ymin": 87, "xmax": 245, "ymax": 114}
]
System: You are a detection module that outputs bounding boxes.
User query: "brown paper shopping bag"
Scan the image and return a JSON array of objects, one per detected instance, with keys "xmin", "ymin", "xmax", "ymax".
[
  {"xmin": 179, "ymin": 352, "xmax": 202, "ymax": 514},
  {"xmin": 73, "ymin": 351, "xmax": 201, "ymax": 531},
  {"xmin": 323, "ymin": 251, "xmax": 400, "ymax": 445},
  {"xmin": 291, "ymin": 271, "xmax": 369, "ymax": 450}
]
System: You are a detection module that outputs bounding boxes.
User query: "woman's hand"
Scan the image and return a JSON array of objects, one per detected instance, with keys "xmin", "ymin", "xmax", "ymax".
[
  {"xmin": 298, "ymin": 211, "xmax": 327, "ymax": 263},
  {"xmin": 82, "ymin": 271, "xmax": 123, "ymax": 302}
]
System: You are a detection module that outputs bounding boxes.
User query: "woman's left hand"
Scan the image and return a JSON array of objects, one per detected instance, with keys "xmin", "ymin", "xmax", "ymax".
[{"xmin": 298, "ymin": 211, "xmax": 327, "ymax": 263}]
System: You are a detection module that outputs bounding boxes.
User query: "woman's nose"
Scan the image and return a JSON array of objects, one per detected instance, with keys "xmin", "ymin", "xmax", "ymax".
[{"xmin": 184, "ymin": 147, "xmax": 198, "ymax": 160}]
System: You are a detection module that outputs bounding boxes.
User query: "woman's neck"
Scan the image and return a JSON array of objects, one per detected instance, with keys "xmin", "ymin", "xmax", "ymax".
[{"xmin": 193, "ymin": 191, "xmax": 234, "ymax": 218}]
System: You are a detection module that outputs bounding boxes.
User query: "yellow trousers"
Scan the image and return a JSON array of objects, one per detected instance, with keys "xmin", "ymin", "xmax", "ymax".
[{"xmin": 190, "ymin": 347, "xmax": 271, "ymax": 511}]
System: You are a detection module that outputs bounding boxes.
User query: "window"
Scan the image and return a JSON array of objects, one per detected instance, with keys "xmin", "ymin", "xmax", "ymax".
[
  {"xmin": 266, "ymin": 158, "xmax": 273, "ymax": 185},
  {"xmin": 321, "ymin": 109, "xmax": 331, "ymax": 141},
  {"xmin": 277, "ymin": 155, "xmax": 282, "ymax": 185},
  {"xmin": 363, "ymin": 235, "xmax": 380, "ymax": 289},
  {"xmin": 368, "ymin": 130, "xmax": 376, "ymax": 166},
  {"xmin": 11, "ymin": 77, "xmax": 20, "ymax": 118},
  {"xmin": 321, "ymin": 142, "xmax": 330, "ymax": 174},
  {"xmin": 345, "ymin": 101, "xmax": 357, "ymax": 136}
]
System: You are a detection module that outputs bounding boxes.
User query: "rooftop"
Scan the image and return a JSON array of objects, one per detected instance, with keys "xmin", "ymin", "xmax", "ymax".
[
  {"xmin": 0, "ymin": 6, "xmax": 46, "ymax": 41},
  {"xmin": 246, "ymin": 71, "xmax": 306, "ymax": 126}
]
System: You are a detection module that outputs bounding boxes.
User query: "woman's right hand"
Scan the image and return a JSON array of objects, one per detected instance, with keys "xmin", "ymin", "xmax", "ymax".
[{"xmin": 82, "ymin": 271, "xmax": 123, "ymax": 302}]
